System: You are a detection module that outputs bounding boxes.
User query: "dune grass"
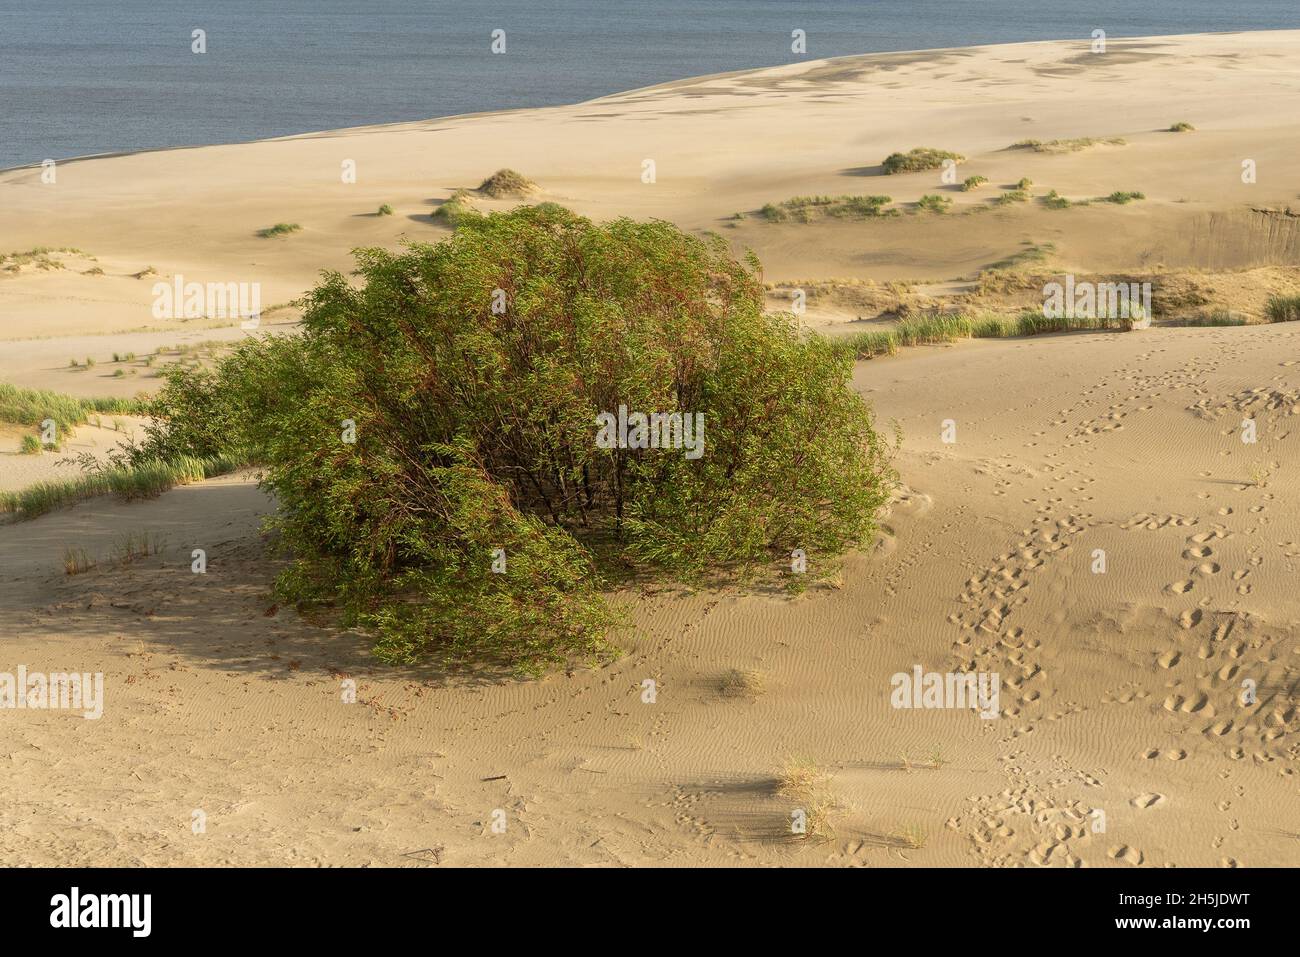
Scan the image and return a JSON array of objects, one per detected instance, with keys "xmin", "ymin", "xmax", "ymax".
[
  {"xmin": 1102, "ymin": 191, "xmax": 1146, "ymax": 205},
  {"xmin": 432, "ymin": 189, "xmax": 478, "ymax": 226},
  {"xmin": 916, "ymin": 194, "xmax": 952, "ymax": 213},
  {"xmin": 1168, "ymin": 121, "xmax": 1195, "ymax": 132},
  {"xmin": 477, "ymin": 168, "xmax": 536, "ymax": 198},
  {"xmin": 991, "ymin": 189, "xmax": 1030, "ymax": 206},
  {"xmin": 0, "ymin": 454, "xmax": 244, "ymax": 522},
  {"xmin": 960, "ymin": 175, "xmax": 988, "ymax": 192},
  {"xmin": 838, "ymin": 309, "xmax": 1134, "ymax": 360},
  {"xmin": 376, "ymin": 204, "xmax": 394, "ymax": 216},
  {"xmin": 1184, "ymin": 309, "xmax": 1246, "ymax": 327},
  {"xmin": 257, "ymin": 222, "xmax": 301, "ymax": 238},
  {"xmin": 0, "ymin": 383, "xmax": 144, "ymax": 431},
  {"xmin": 760, "ymin": 194, "xmax": 895, "ymax": 222},
  {"xmin": 1010, "ymin": 137, "xmax": 1126, "ymax": 153},
  {"xmin": 1265, "ymin": 294, "xmax": 1300, "ymax": 323},
  {"xmin": 882, "ymin": 148, "xmax": 964, "ymax": 174}
]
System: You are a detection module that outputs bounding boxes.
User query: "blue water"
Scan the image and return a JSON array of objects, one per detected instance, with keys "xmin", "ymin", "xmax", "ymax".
[{"xmin": 1, "ymin": 0, "xmax": 1296, "ymax": 169}]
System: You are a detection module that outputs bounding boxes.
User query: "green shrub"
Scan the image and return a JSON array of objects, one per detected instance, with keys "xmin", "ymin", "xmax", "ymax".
[
  {"xmin": 960, "ymin": 176, "xmax": 988, "ymax": 192},
  {"xmin": 1168, "ymin": 122, "xmax": 1195, "ymax": 132},
  {"xmin": 377, "ymin": 204, "xmax": 394, "ymax": 216},
  {"xmin": 1042, "ymin": 190, "xmax": 1071, "ymax": 209},
  {"xmin": 916, "ymin": 194, "xmax": 952, "ymax": 213},
  {"xmin": 1103, "ymin": 191, "xmax": 1146, "ymax": 204},
  {"xmin": 136, "ymin": 207, "xmax": 896, "ymax": 673},
  {"xmin": 882, "ymin": 148, "xmax": 964, "ymax": 174},
  {"xmin": 19, "ymin": 434, "xmax": 41, "ymax": 455}
]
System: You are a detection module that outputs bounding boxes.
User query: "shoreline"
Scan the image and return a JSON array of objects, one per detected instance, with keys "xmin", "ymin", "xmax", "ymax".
[{"xmin": 3, "ymin": 28, "xmax": 1291, "ymax": 174}]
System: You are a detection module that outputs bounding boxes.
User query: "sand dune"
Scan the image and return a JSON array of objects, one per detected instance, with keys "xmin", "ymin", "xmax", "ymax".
[{"xmin": 1, "ymin": 32, "xmax": 1299, "ymax": 867}]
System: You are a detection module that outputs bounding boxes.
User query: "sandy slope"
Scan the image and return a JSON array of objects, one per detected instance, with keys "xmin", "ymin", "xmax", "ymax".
[
  {"xmin": 1, "ymin": 32, "xmax": 1299, "ymax": 867},
  {"xmin": 3, "ymin": 327, "xmax": 1299, "ymax": 867}
]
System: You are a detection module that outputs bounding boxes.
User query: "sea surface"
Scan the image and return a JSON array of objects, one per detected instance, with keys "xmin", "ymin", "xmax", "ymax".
[{"xmin": 1, "ymin": 0, "xmax": 1297, "ymax": 169}]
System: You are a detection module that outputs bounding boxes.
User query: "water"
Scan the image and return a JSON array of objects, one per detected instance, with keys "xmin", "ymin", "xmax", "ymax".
[{"xmin": 1, "ymin": 0, "xmax": 1296, "ymax": 169}]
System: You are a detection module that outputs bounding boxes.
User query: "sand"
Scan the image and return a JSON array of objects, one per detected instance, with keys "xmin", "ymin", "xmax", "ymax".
[{"xmin": 1, "ymin": 31, "xmax": 1298, "ymax": 867}]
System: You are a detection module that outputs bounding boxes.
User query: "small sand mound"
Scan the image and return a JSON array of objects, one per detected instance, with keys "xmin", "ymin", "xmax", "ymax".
[{"xmin": 477, "ymin": 168, "xmax": 537, "ymax": 198}]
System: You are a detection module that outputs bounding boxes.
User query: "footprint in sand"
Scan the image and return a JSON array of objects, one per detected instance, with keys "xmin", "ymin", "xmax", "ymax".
[
  {"xmin": 1132, "ymin": 793, "xmax": 1166, "ymax": 809},
  {"xmin": 1184, "ymin": 545, "xmax": 1212, "ymax": 559},
  {"xmin": 1108, "ymin": 844, "xmax": 1145, "ymax": 866},
  {"xmin": 1179, "ymin": 609, "xmax": 1203, "ymax": 629},
  {"xmin": 1196, "ymin": 562, "xmax": 1221, "ymax": 576},
  {"xmin": 1167, "ymin": 580, "xmax": 1194, "ymax": 594}
]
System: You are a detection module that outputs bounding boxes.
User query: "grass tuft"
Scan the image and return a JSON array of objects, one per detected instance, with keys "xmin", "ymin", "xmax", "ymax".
[
  {"xmin": 882, "ymin": 148, "xmax": 964, "ymax": 174},
  {"xmin": 0, "ymin": 454, "xmax": 243, "ymax": 522},
  {"xmin": 257, "ymin": 222, "xmax": 301, "ymax": 238},
  {"xmin": 1265, "ymin": 294, "xmax": 1300, "ymax": 323},
  {"xmin": 477, "ymin": 169, "xmax": 537, "ymax": 198}
]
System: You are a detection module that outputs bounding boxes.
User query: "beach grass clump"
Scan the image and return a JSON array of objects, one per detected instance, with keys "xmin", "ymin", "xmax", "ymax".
[
  {"xmin": 0, "ymin": 247, "xmax": 90, "ymax": 273},
  {"xmin": 376, "ymin": 204, "xmax": 394, "ymax": 216},
  {"xmin": 882, "ymin": 148, "xmax": 964, "ymax": 175},
  {"xmin": 960, "ymin": 175, "xmax": 988, "ymax": 192},
  {"xmin": 0, "ymin": 383, "xmax": 143, "ymax": 432},
  {"xmin": 1185, "ymin": 309, "xmax": 1246, "ymax": 327},
  {"xmin": 1016, "ymin": 178, "xmax": 1033, "ymax": 190},
  {"xmin": 916, "ymin": 194, "xmax": 952, "ymax": 213},
  {"xmin": 1265, "ymin": 294, "xmax": 1300, "ymax": 323},
  {"xmin": 760, "ymin": 194, "xmax": 895, "ymax": 222},
  {"xmin": 838, "ymin": 329, "xmax": 899, "ymax": 359},
  {"xmin": 257, "ymin": 222, "xmax": 301, "ymax": 238},
  {"xmin": 1042, "ymin": 190, "xmax": 1072, "ymax": 209},
  {"xmin": 111, "ymin": 529, "xmax": 166, "ymax": 564},
  {"xmin": 477, "ymin": 168, "xmax": 537, "ymax": 198},
  {"xmin": 19, "ymin": 434, "xmax": 42, "ymax": 455},
  {"xmin": 1168, "ymin": 121, "xmax": 1195, "ymax": 132},
  {"xmin": 991, "ymin": 189, "xmax": 1029, "ymax": 206},
  {"xmin": 1102, "ymin": 191, "xmax": 1146, "ymax": 205},
  {"xmin": 432, "ymin": 189, "xmax": 479, "ymax": 226},
  {"xmin": 1011, "ymin": 137, "xmax": 1126, "ymax": 153},
  {"xmin": 0, "ymin": 454, "xmax": 241, "ymax": 521},
  {"xmin": 893, "ymin": 313, "xmax": 971, "ymax": 345},
  {"xmin": 839, "ymin": 303, "xmax": 1136, "ymax": 360},
  {"xmin": 63, "ymin": 547, "xmax": 96, "ymax": 576},
  {"xmin": 128, "ymin": 206, "xmax": 897, "ymax": 674}
]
